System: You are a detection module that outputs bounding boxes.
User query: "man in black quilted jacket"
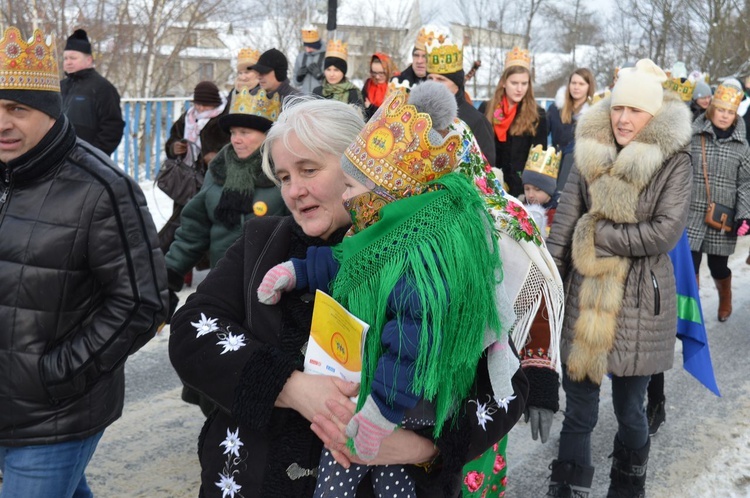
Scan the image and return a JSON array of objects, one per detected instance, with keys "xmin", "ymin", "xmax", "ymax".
[{"xmin": 0, "ymin": 26, "xmax": 167, "ymax": 497}]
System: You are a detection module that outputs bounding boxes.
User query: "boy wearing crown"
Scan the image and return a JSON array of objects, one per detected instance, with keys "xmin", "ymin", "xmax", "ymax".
[
  {"xmin": 425, "ymin": 30, "xmax": 496, "ymax": 169},
  {"xmin": 522, "ymin": 145, "xmax": 561, "ymax": 235},
  {"xmin": 61, "ymin": 29, "xmax": 125, "ymax": 155},
  {"xmin": 257, "ymin": 82, "xmax": 524, "ymax": 497},
  {"xmin": 293, "ymin": 25, "xmax": 326, "ymax": 94},
  {"xmin": 0, "ymin": 27, "xmax": 167, "ymax": 496}
]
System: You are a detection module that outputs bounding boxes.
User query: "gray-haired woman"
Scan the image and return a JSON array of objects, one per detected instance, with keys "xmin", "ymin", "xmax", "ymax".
[{"xmin": 169, "ymin": 97, "xmax": 527, "ymax": 497}]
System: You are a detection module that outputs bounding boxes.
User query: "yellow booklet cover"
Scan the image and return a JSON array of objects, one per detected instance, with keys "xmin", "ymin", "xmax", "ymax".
[{"xmin": 304, "ymin": 290, "xmax": 369, "ymax": 384}]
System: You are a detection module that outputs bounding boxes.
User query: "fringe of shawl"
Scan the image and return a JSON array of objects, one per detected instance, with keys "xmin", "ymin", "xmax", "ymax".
[{"xmin": 332, "ymin": 173, "xmax": 505, "ymax": 436}]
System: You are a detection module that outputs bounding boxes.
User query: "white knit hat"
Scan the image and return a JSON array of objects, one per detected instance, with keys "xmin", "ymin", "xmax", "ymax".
[{"xmin": 611, "ymin": 59, "xmax": 667, "ymax": 116}]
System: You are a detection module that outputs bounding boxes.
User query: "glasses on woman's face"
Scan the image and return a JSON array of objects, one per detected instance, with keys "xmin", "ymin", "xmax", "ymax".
[{"xmin": 370, "ymin": 70, "xmax": 386, "ymax": 77}]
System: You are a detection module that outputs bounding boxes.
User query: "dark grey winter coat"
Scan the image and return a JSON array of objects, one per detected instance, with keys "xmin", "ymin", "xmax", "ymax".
[
  {"xmin": 547, "ymin": 92, "xmax": 693, "ymax": 381},
  {"xmin": 686, "ymin": 115, "xmax": 750, "ymax": 256}
]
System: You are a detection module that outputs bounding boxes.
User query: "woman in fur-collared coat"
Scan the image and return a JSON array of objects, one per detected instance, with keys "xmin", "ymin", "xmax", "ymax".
[{"xmin": 544, "ymin": 60, "xmax": 693, "ymax": 497}]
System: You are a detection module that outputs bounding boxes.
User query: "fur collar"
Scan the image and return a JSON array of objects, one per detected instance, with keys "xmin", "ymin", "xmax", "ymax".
[{"xmin": 574, "ymin": 91, "xmax": 692, "ymax": 193}]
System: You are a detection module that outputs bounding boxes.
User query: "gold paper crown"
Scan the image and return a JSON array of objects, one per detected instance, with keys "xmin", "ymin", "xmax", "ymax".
[
  {"xmin": 590, "ymin": 89, "xmax": 611, "ymax": 105},
  {"xmin": 326, "ymin": 39, "xmax": 348, "ymax": 61},
  {"xmin": 229, "ymin": 88, "xmax": 281, "ymax": 122},
  {"xmin": 415, "ymin": 26, "xmax": 436, "ymax": 52},
  {"xmin": 665, "ymin": 77, "xmax": 695, "ymax": 101},
  {"xmin": 425, "ymin": 34, "xmax": 463, "ymax": 74},
  {"xmin": 344, "ymin": 91, "xmax": 462, "ymax": 191},
  {"xmin": 712, "ymin": 82, "xmax": 743, "ymax": 111},
  {"xmin": 505, "ymin": 46, "xmax": 531, "ymax": 70},
  {"xmin": 301, "ymin": 25, "xmax": 320, "ymax": 44},
  {"xmin": 0, "ymin": 27, "xmax": 60, "ymax": 93},
  {"xmin": 237, "ymin": 47, "xmax": 260, "ymax": 68},
  {"xmin": 524, "ymin": 145, "xmax": 561, "ymax": 179}
]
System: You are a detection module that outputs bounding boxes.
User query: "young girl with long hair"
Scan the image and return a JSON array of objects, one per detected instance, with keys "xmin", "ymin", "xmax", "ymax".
[{"xmin": 481, "ymin": 47, "xmax": 547, "ymax": 197}]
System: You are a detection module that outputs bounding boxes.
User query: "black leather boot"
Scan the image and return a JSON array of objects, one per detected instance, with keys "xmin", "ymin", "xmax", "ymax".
[
  {"xmin": 547, "ymin": 459, "xmax": 595, "ymax": 497},
  {"xmin": 607, "ymin": 436, "xmax": 649, "ymax": 498}
]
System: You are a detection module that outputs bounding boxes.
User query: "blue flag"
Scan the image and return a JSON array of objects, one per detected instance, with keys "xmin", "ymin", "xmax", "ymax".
[{"xmin": 668, "ymin": 231, "xmax": 720, "ymax": 396}]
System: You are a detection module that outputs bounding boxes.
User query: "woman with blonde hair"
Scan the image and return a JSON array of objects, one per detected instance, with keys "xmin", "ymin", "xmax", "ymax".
[
  {"xmin": 480, "ymin": 47, "xmax": 547, "ymax": 197},
  {"xmin": 547, "ymin": 68, "xmax": 595, "ymax": 190}
]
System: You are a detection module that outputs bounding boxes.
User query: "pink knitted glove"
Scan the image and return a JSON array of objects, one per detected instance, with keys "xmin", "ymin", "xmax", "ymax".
[
  {"xmin": 737, "ymin": 220, "xmax": 750, "ymax": 236},
  {"xmin": 257, "ymin": 261, "xmax": 296, "ymax": 305},
  {"xmin": 345, "ymin": 396, "xmax": 397, "ymax": 461}
]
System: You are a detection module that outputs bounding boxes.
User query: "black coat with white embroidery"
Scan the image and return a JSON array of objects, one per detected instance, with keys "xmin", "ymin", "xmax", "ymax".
[
  {"xmin": 169, "ymin": 216, "xmax": 528, "ymax": 498},
  {"xmin": 0, "ymin": 116, "xmax": 168, "ymax": 445}
]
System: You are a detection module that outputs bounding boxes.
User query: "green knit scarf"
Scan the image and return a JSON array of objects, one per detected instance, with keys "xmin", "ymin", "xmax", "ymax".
[
  {"xmin": 210, "ymin": 145, "xmax": 274, "ymax": 227},
  {"xmin": 321, "ymin": 79, "xmax": 359, "ymax": 103},
  {"xmin": 332, "ymin": 173, "xmax": 504, "ymax": 437}
]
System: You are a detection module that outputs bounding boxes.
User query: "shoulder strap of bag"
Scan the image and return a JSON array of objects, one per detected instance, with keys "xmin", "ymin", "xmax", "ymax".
[{"xmin": 701, "ymin": 135, "xmax": 711, "ymax": 203}]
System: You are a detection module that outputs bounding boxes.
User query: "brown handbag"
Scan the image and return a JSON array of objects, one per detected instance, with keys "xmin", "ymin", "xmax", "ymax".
[{"xmin": 701, "ymin": 136, "xmax": 734, "ymax": 232}]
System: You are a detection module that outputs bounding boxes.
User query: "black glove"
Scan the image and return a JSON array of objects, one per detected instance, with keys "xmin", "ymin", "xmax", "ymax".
[
  {"xmin": 166, "ymin": 290, "xmax": 179, "ymax": 324},
  {"xmin": 167, "ymin": 268, "xmax": 185, "ymax": 292},
  {"xmin": 306, "ymin": 62, "xmax": 323, "ymax": 80},
  {"xmin": 296, "ymin": 65, "xmax": 308, "ymax": 82}
]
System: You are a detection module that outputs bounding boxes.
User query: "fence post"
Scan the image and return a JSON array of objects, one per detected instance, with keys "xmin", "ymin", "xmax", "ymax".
[
  {"xmin": 123, "ymin": 102, "xmax": 131, "ymax": 176},
  {"xmin": 144, "ymin": 102, "xmax": 153, "ymax": 180}
]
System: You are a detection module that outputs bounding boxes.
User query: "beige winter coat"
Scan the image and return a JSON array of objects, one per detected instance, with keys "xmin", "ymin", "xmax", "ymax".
[{"xmin": 547, "ymin": 92, "xmax": 693, "ymax": 382}]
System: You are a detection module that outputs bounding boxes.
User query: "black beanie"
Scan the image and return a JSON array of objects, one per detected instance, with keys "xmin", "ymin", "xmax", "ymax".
[
  {"xmin": 65, "ymin": 29, "xmax": 92, "ymax": 54},
  {"xmin": 251, "ymin": 48, "xmax": 288, "ymax": 82},
  {"xmin": 304, "ymin": 40, "xmax": 323, "ymax": 50},
  {"xmin": 0, "ymin": 89, "xmax": 62, "ymax": 118},
  {"xmin": 193, "ymin": 81, "xmax": 222, "ymax": 106},
  {"xmin": 444, "ymin": 70, "xmax": 465, "ymax": 93},
  {"xmin": 324, "ymin": 56, "xmax": 347, "ymax": 76}
]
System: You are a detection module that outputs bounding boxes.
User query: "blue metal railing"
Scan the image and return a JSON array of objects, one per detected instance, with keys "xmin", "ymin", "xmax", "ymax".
[
  {"xmin": 114, "ymin": 98, "xmax": 190, "ymax": 182},
  {"xmin": 115, "ymin": 97, "xmax": 555, "ymax": 181}
]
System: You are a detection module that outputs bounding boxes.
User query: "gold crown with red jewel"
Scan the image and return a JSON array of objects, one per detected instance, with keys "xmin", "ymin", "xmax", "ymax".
[
  {"xmin": 343, "ymin": 90, "xmax": 462, "ymax": 191},
  {"xmin": 425, "ymin": 33, "xmax": 463, "ymax": 74},
  {"xmin": 0, "ymin": 27, "xmax": 60, "ymax": 92},
  {"xmin": 229, "ymin": 87, "xmax": 281, "ymax": 121},
  {"xmin": 326, "ymin": 39, "xmax": 348, "ymax": 61},
  {"xmin": 505, "ymin": 46, "xmax": 531, "ymax": 70},
  {"xmin": 712, "ymin": 81, "xmax": 743, "ymax": 111}
]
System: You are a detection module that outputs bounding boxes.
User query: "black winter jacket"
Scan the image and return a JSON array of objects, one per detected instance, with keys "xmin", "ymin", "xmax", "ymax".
[
  {"xmin": 0, "ymin": 116, "xmax": 168, "ymax": 445},
  {"xmin": 61, "ymin": 68, "xmax": 125, "ymax": 155},
  {"xmin": 169, "ymin": 216, "xmax": 528, "ymax": 498},
  {"xmin": 457, "ymin": 91, "xmax": 496, "ymax": 168},
  {"xmin": 479, "ymin": 101, "xmax": 548, "ymax": 197}
]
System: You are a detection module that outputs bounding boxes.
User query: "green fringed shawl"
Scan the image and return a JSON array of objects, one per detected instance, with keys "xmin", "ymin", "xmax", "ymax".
[{"xmin": 332, "ymin": 173, "xmax": 504, "ymax": 437}]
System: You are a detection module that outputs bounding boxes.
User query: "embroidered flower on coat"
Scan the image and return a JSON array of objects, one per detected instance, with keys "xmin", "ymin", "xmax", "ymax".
[
  {"xmin": 220, "ymin": 428, "xmax": 244, "ymax": 458},
  {"xmin": 469, "ymin": 397, "xmax": 496, "ymax": 431},
  {"xmin": 496, "ymin": 394, "xmax": 516, "ymax": 413},
  {"xmin": 215, "ymin": 473, "xmax": 242, "ymax": 498},
  {"xmin": 191, "ymin": 313, "xmax": 219, "ymax": 338},
  {"xmin": 217, "ymin": 332, "xmax": 246, "ymax": 354}
]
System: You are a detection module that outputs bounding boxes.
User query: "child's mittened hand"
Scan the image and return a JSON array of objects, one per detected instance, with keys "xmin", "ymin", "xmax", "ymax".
[
  {"xmin": 737, "ymin": 219, "xmax": 750, "ymax": 237},
  {"xmin": 345, "ymin": 396, "xmax": 397, "ymax": 461},
  {"xmin": 257, "ymin": 261, "xmax": 296, "ymax": 305}
]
